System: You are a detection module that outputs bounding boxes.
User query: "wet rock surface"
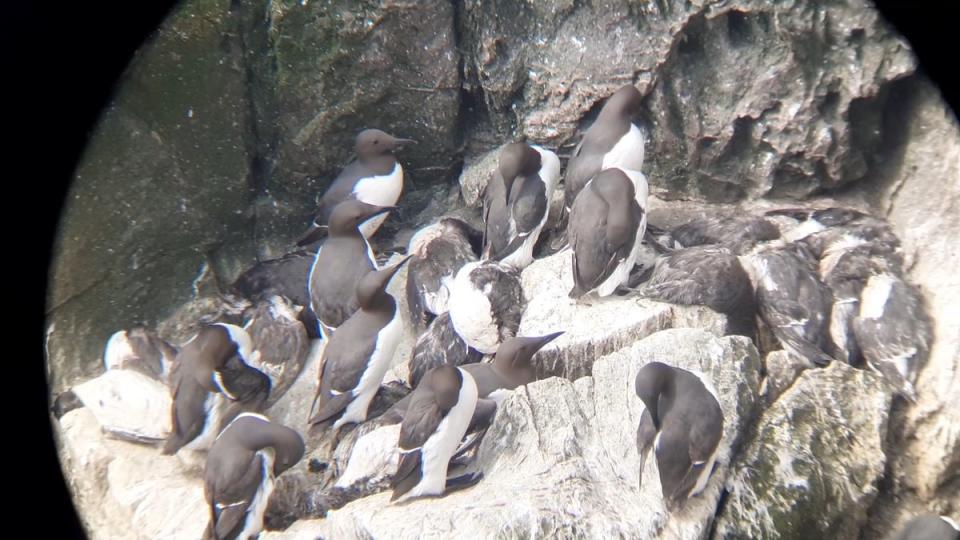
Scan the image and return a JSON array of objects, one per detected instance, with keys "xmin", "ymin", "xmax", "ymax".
[{"xmin": 714, "ymin": 362, "xmax": 892, "ymax": 540}]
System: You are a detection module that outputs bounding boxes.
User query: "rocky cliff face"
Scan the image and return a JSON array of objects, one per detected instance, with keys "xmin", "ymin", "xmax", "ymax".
[{"xmin": 49, "ymin": 0, "xmax": 959, "ymax": 538}]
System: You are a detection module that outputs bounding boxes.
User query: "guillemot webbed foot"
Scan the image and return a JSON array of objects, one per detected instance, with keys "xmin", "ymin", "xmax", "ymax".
[{"xmin": 443, "ymin": 472, "xmax": 484, "ymax": 494}]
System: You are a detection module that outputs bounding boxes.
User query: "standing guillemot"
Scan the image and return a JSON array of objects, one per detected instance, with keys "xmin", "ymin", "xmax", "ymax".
[
  {"xmin": 203, "ymin": 413, "xmax": 305, "ymax": 540},
  {"xmin": 103, "ymin": 327, "xmax": 178, "ymax": 384},
  {"xmin": 405, "ymin": 217, "xmax": 481, "ymax": 331},
  {"xmin": 635, "ymin": 361, "xmax": 724, "ymax": 510},
  {"xmin": 241, "ymin": 296, "xmax": 311, "ymax": 408},
  {"xmin": 481, "ymin": 142, "xmax": 561, "ymax": 270},
  {"xmin": 307, "ymin": 200, "xmax": 393, "ymax": 339},
  {"xmin": 308, "ymin": 258, "xmax": 410, "ymax": 432},
  {"xmin": 407, "ymin": 312, "xmax": 483, "ymax": 391},
  {"xmin": 743, "ymin": 245, "xmax": 837, "ymax": 367},
  {"xmin": 390, "ymin": 364, "xmax": 481, "ymax": 503},
  {"xmin": 563, "ymin": 85, "xmax": 646, "ymax": 213},
  {"xmin": 447, "ymin": 260, "xmax": 524, "ymax": 354},
  {"xmin": 162, "ymin": 323, "xmax": 271, "ymax": 455},
  {"xmin": 852, "ymin": 273, "xmax": 933, "ymax": 401},
  {"xmin": 296, "ymin": 129, "xmax": 415, "ymax": 245},
  {"xmin": 637, "ymin": 245, "xmax": 757, "ymax": 340},
  {"xmin": 568, "ymin": 167, "xmax": 647, "ymax": 299},
  {"xmin": 891, "ymin": 514, "xmax": 960, "ymax": 540}
]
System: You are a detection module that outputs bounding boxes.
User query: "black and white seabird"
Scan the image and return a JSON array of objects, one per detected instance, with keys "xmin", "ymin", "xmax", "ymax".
[
  {"xmin": 564, "ymin": 85, "xmax": 646, "ymax": 212},
  {"xmin": 297, "ymin": 129, "xmax": 415, "ymax": 244},
  {"xmin": 103, "ymin": 327, "xmax": 178, "ymax": 384},
  {"xmin": 230, "ymin": 250, "xmax": 320, "ymax": 337},
  {"xmin": 307, "ymin": 199, "xmax": 393, "ymax": 339},
  {"xmin": 852, "ymin": 273, "xmax": 932, "ymax": 401},
  {"xmin": 162, "ymin": 323, "xmax": 271, "ymax": 455},
  {"xmin": 242, "ymin": 296, "xmax": 311, "ymax": 408},
  {"xmin": 407, "ymin": 312, "xmax": 483, "ymax": 391},
  {"xmin": 670, "ymin": 214, "xmax": 781, "ymax": 256},
  {"xmin": 390, "ymin": 364, "xmax": 481, "ymax": 503},
  {"xmin": 744, "ymin": 246, "xmax": 836, "ymax": 367},
  {"xmin": 405, "ymin": 217, "xmax": 482, "ymax": 331},
  {"xmin": 799, "ymin": 236, "xmax": 904, "ymax": 366},
  {"xmin": 568, "ymin": 167, "xmax": 648, "ymax": 299},
  {"xmin": 890, "ymin": 514, "xmax": 960, "ymax": 540},
  {"xmin": 481, "ymin": 142, "xmax": 561, "ymax": 270},
  {"xmin": 203, "ymin": 413, "xmax": 305, "ymax": 540},
  {"xmin": 447, "ymin": 260, "xmax": 525, "ymax": 354},
  {"xmin": 635, "ymin": 361, "xmax": 724, "ymax": 510},
  {"xmin": 767, "ymin": 207, "xmax": 905, "ymax": 368},
  {"xmin": 308, "ymin": 258, "xmax": 410, "ymax": 431},
  {"xmin": 638, "ymin": 245, "xmax": 757, "ymax": 339}
]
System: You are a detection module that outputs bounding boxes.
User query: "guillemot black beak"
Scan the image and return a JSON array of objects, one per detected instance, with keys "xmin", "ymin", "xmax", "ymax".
[
  {"xmin": 377, "ymin": 255, "xmax": 412, "ymax": 285},
  {"xmin": 392, "ymin": 137, "xmax": 417, "ymax": 146},
  {"xmin": 534, "ymin": 331, "xmax": 565, "ymax": 350},
  {"xmin": 295, "ymin": 223, "xmax": 329, "ymax": 247}
]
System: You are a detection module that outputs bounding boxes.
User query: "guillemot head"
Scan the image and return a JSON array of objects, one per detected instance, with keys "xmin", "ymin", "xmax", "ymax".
[
  {"xmin": 327, "ymin": 199, "xmax": 395, "ymax": 237},
  {"xmin": 492, "ymin": 332, "xmax": 564, "ymax": 382},
  {"xmin": 356, "ymin": 256, "xmax": 411, "ymax": 308},
  {"xmin": 355, "ymin": 129, "xmax": 416, "ymax": 160}
]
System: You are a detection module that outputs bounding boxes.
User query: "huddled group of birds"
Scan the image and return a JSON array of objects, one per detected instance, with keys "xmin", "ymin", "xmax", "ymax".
[{"xmin": 54, "ymin": 84, "xmax": 955, "ymax": 540}]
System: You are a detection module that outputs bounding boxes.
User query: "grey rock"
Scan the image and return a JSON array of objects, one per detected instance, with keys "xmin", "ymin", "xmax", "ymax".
[
  {"xmin": 856, "ymin": 78, "xmax": 960, "ymax": 532},
  {"xmin": 46, "ymin": 0, "xmax": 259, "ymax": 395},
  {"xmin": 519, "ymin": 250, "xmax": 729, "ymax": 381},
  {"xmin": 57, "ymin": 408, "xmax": 208, "ymax": 540},
  {"xmin": 714, "ymin": 362, "xmax": 892, "ymax": 539},
  {"xmin": 252, "ymin": 0, "xmax": 462, "ymax": 248},
  {"xmin": 263, "ymin": 328, "xmax": 761, "ymax": 539},
  {"xmin": 459, "ymin": 0, "xmax": 914, "ymax": 202},
  {"xmin": 759, "ymin": 350, "xmax": 809, "ymax": 408},
  {"xmin": 457, "ymin": 147, "xmax": 499, "ymax": 208}
]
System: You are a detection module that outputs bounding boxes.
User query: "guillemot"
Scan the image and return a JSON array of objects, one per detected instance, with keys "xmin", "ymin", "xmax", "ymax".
[
  {"xmin": 390, "ymin": 364, "xmax": 481, "ymax": 503},
  {"xmin": 405, "ymin": 217, "xmax": 481, "ymax": 332},
  {"xmin": 482, "ymin": 141, "xmax": 561, "ymax": 270},
  {"xmin": 568, "ymin": 167, "xmax": 647, "ymax": 299},
  {"xmin": 307, "ymin": 199, "xmax": 393, "ymax": 339},
  {"xmin": 308, "ymin": 258, "xmax": 409, "ymax": 432},
  {"xmin": 297, "ymin": 129, "xmax": 414, "ymax": 244},
  {"xmin": 162, "ymin": 323, "xmax": 270, "ymax": 455},
  {"xmin": 635, "ymin": 361, "xmax": 724, "ymax": 511},
  {"xmin": 564, "ymin": 85, "xmax": 646, "ymax": 212},
  {"xmin": 202, "ymin": 413, "xmax": 305, "ymax": 540},
  {"xmin": 447, "ymin": 260, "xmax": 524, "ymax": 355}
]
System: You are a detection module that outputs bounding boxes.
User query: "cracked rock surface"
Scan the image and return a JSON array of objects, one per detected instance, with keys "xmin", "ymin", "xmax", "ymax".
[
  {"xmin": 262, "ymin": 328, "xmax": 761, "ymax": 540},
  {"xmin": 714, "ymin": 362, "xmax": 892, "ymax": 540}
]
